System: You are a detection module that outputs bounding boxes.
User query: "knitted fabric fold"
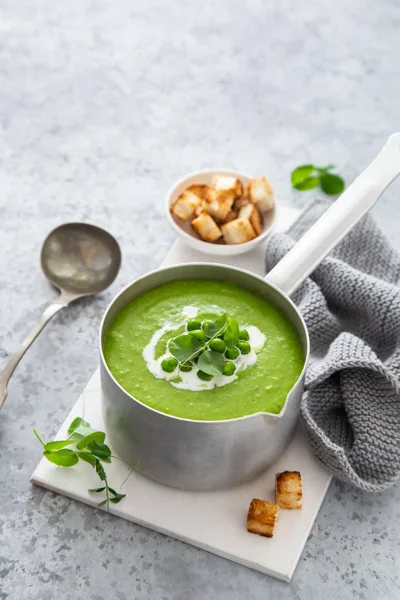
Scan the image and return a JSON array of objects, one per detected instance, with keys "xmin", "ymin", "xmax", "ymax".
[{"xmin": 265, "ymin": 199, "xmax": 400, "ymax": 491}]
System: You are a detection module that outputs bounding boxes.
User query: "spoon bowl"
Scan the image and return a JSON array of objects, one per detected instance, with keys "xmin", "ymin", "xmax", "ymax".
[{"xmin": 41, "ymin": 223, "xmax": 121, "ymax": 296}]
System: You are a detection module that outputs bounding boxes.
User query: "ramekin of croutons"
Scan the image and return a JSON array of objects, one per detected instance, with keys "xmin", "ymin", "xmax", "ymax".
[{"xmin": 166, "ymin": 169, "xmax": 276, "ymax": 256}]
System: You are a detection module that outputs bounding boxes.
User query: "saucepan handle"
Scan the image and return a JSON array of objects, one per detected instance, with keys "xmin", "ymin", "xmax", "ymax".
[{"xmin": 265, "ymin": 133, "xmax": 400, "ymax": 296}]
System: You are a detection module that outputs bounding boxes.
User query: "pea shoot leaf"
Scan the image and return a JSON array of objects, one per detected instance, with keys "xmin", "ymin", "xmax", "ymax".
[
  {"xmin": 89, "ymin": 487, "xmax": 106, "ymax": 493},
  {"xmin": 320, "ymin": 173, "xmax": 345, "ymax": 195},
  {"xmin": 44, "ymin": 439, "xmax": 75, "ymax": 452},
  {"xmin": 197, "ymin": 350, "xmax": 225, "ymax": 376},
  {"xmin": 95, "ymin": 459, "xmax": 107, "ymax": 481},
  {"xmin": 203, "ymin": 313, "xmax": 228, "ymax": 339},
  {"xmin": 43, "ymin": 449, "xmax": 79, "ymax": 467},
  {"xmin": 223, "ymin": 317, "xmax": 239, "ymax": 348},
  {"xmin": 169, "ymin": 334, "xmax": 203, "ymax": 362},
  {"xmin": 68, "ymin": 417, "xmax": 97, "ymax": 439},
  {"xmin": 291, "ymin": 163, "xmax": 345, "ymax": 195},
  {"xmin": 108, "ymin": 488, "xmax": 126, "ymax": 502},
  {"xmin": 77, "ymin": 450, "xmax": 98, "ymax": 467},
  {"xmin": 293, "ymin": 176, "xmax": 319, "ymax": 191},
  {"xmin": 291, "ymin": 164, "xmax": 314, "ymax": 187},
  {"xmin": 88, "ymin": 440, "xmax": 112, "ymax": 462},
  {"xmin": 76, "ymin": 431, "xmax": 106, "ymax": 450}
]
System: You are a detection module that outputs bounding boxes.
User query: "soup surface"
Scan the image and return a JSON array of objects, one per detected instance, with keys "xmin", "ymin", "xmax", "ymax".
[{"xmin": 103, "ymin": 280, "xmax": 304, "ymax": 420}]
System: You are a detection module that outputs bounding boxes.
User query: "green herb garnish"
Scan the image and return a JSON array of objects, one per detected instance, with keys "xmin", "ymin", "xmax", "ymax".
[
  {"xmin": 291, "ymin": 164, "xmax": 345, "ymax": 195},
  {"xmin": 163, "ymin": 313, "xmax": 253, "ymax": 380},
  {"xmin": 34, "ymin": 418, "xmax": 133, "ymax": 511}
]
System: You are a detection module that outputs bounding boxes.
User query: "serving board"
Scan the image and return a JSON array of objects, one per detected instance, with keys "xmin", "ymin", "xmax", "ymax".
[{"xmin": 31, "ymin": 204, "xmax": 332, "ymax": 582}]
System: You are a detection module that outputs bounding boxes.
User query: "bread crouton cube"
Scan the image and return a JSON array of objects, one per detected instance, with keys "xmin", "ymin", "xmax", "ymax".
[
  {"xmin": 221, "ymin": 218, "xmax": 257, "ymax": 244},
  {"xmin": 224, "ymin": 209, "xmax": 238, "ymax": 223},
  {"xmin": 191, "ymin": 211, "xmax": 222, "ymax": 243},
  {"xmin": 171, "ymin": 191, "xmax": 201, "ymax": 221},
  {"xmin": 204, "ymin": 188, "xmax": 235, "ymax": 221},
  {"xmin": 276, "ymin": 471, "xmax": 302, "ymax": 509},
  {"xmin": 239, "ymin": 204, "xmax": 263, "ymax": 236},
  {"xmin": 247, "ymin": 498, "xmax": 279, "ymax": 537},
  {"xmin": 248, "ymin": 177, "xmax": 274, "ymax": 212},
  {"xmin": 211, "ymin": 175, "xmax": 243, "ymax": 200},
  {"xmin": 233, "ymin": 196, "xmax": 250, "ymax": 211},
  {"xmin": 186, "ymin": 184, "xmax": 209, "ymax": 201},
  {"xmin": 193, "ymin": 200, "xmax": 207, "ymax": 218}
]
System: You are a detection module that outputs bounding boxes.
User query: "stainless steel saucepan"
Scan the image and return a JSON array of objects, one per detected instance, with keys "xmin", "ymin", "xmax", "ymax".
[{"xmin": 100, "ymin": 134, "xmax": 400, "ymax": 491}]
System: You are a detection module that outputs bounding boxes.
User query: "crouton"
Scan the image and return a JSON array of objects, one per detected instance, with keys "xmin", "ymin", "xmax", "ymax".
[
  {"xmin": 204, "ymin": 188, "xmax": 235, "ymax": 221},
  {"xmin": 171, "ymin": 191, "xmax": 201, "ymax": 221},
  {"xmin": 239, "ymin": 204, "xmax": 263, "ymax": 236},
  {"xmin": 248, "ymin": 177, "xmax": 274, "ymax": 212},
  {"xmin": 247, "ymin": 498, "xmax": 279, "ymax": 538},
  {"xmin": 224, "ymin": 209, "xmax": 238, "ymax": 223},
  {"xmin": 186, "ymin": 184, "xmax": 209, "ymax": 201},
  {"xmin": 221, "ymin": 218, "xmax": 256, "ymax": 244},
  {"xmin": 191, "ymin": 211, "xmax": 222, "ymax": 243},
  {"xmin": 212, "ymin": 175, "xmax": 243, "ymax": 200},
  {"xmin": 233, "ymin": 196, "xmax": 250, "ymax": 211},
  {"xmin": 275, "ymin": 471, "xmax": 302, "ymax": 509},
  {"xmin": 193, "ymin": 200, "xmax": 207, "ymax": 218}
]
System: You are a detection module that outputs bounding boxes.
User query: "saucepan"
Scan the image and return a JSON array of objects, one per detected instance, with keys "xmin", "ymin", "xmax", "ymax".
[{"xmin": 100, "ymin": 134, "xmax": 400, "ymax": 491}]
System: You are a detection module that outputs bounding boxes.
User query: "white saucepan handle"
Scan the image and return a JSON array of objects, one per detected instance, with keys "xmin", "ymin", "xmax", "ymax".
[{"xmin": 265, "ymin": 133, "xmax": 400, "ymax": 296}]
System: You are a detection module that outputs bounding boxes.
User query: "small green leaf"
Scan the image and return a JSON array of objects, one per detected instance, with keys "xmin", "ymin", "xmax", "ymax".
[
  {"xmin": 88, "ymin": 487, "xmax": 106, "ymax": 493},
  {"xmin": 43, "ymin": 449, "xmax": 79, "ymax": 467},
  {"xmin": 169, "ymin": 334, "xmax": 203, "ymax": 362},
  {"xmin": 68, "ymin": 417, "xmax": 97, "ymax": 438},
  {"xmin": 97, "ymin": 499, "xmax": 108, "ymax": 508},
  {"xmin": 197, "ymin": 350, "xmax": 225, "ymax": 376},
  {"xmin": 95, "ymin": 459, "xmax": 107, "ymax": 481},
  {"xmin": 108, "ymin": 488, "xmax": 126, "ymax": 502},
  {"xmin": 77, "ymin": 451, "xmax": 98, "ymax": 466},
  {"xmin": 223, "ymin": 317, "xmax": 239, "ymax": 348},
  {"xmin": 44, "ymin": 439, "xmax": 75, "ymax": 452},
  {"xmin": 76, "ymin": 431, "xmax": 106, "ymax": 450},
  {"xmin": 109, "ymin": 496, "xmax": 126, "ymax": 504},
  {"xmin": 320, "ymin": 173, "xmax": 345, "ymax": 195},
  {"xmin": 203, "ymin": 314, "xmax": 228, "ymax": 339},
  {"xmin": 88, "ymin": 440, "xmax": 112, "ymax": 462},
  {"xmin": 293, "ymin": 176, "xmax": 320, "ymax": 191},
  {"xmin": 291, "ymin": 164, "xmax": 315, "ymax": 187}
]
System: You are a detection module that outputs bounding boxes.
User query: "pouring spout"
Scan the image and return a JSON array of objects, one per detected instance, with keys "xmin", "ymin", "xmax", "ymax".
[{"xmin": 265, "ymin": 133, "xmax": 400, "ymax": 296}]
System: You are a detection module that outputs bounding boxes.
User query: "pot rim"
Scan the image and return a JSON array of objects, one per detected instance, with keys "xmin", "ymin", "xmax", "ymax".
[{"xmin": 99, "ymin": 263, "xmax": 310, "ymax": 424}]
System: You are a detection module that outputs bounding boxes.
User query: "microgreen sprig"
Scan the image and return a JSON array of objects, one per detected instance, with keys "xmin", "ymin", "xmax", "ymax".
[
  {"xmin": 165, "ymin": 313, "xmax": 248, "ymax": 379},
  {"xmin": 34, "ymin": 417, "xmax": 133, "ymax": 511},
  {"xmin": 291, "ymin": 164, "xmax": 345, "ymax": 195}
]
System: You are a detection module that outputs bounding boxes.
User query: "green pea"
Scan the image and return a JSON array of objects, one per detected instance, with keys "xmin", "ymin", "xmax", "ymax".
[
  {"xmin": 187, "ymin": 319, "xmax": 201, "ymax": 331},
  {"xmin": 189, "ymin": 329, "xmax": 206, "ymax": 342},
  {"xmin": 239, "ymin": 329, "xmax": 249, "ymax": 341},
  {"xmin": 161, "ymin": 357, "xmax": 178, "ymax": 373},
  {"xmin": 238, "ymin": 341, "xmax": 251, "ymax": 354},
  {"xmin": 202, "ymin": 320, "xmax": 213, "ymax": 331},
  {"xmin": 209, "ymin": 338, "xmax": 226, "ymax": 353},
  {"xmin": 225, "ymin": 347, "xmax": 239, "ymax": 360},
  {"xmin": 223, "ymin": 361, "xmax": 236, "ymax": 376},
  {"xmin": 180, "ymin": 363, "xmax": 193, "ymax": 372},
  {"xmin": 197, "ymin": 370, "xmax": 213, "ymax": 381}
]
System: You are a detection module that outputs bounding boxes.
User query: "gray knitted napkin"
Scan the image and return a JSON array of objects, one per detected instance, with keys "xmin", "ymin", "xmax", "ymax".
[{"xmin": 265, "ymin": 199, "xmax": 400, "ymax": 491}]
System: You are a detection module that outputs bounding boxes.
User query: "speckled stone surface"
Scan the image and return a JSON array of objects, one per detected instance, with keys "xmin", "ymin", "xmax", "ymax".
[{"xmin": 1, "ymin": 1, "xmax": 400, "ymax": 598}]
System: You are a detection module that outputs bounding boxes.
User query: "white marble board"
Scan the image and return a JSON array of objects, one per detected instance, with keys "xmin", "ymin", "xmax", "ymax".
[{"xmin": 31, "ymin": 204, "xmax": 332, "ymax": 582}]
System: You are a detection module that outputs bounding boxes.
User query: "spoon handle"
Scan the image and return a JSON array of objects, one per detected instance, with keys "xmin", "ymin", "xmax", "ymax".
[{"xmin": 0, "ymin": 293, "xmax": 75, "ymax": 409}]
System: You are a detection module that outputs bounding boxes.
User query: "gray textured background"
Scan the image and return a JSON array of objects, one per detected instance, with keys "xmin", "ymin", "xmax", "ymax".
[{"xmin": 1, "ymin": 1, "xmax": 400, "ymax": 598}]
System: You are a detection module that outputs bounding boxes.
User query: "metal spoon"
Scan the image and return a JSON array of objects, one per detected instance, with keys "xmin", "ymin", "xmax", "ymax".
[{"xmin": 0, "ymin": 223, "xmax": 121, "ymax": 409}]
